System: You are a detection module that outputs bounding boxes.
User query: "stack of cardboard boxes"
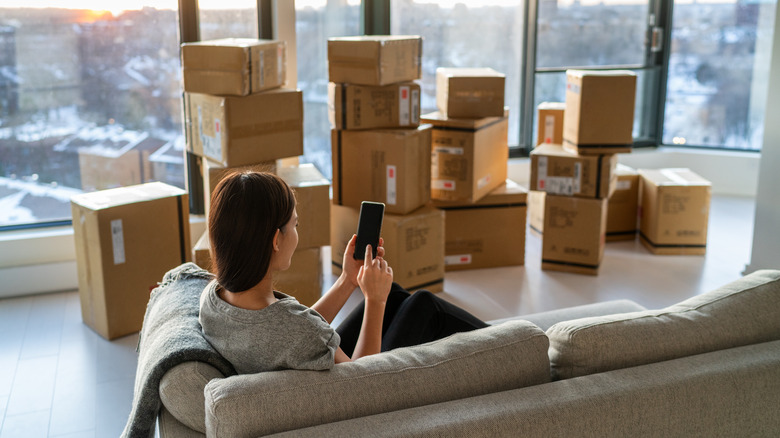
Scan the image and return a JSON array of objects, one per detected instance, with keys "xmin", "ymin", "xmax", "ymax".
[
  {"xmin": 529, "ymin": 70, "xmax": 637, "ymax": 275},
  {"xmin": 327, "ymin": 35, "xmax": 446, "ymax": 293},
  {"xmin": 426, "ymin": 68, "xmax": 527, "ymax": 271},
  {"xmin": 181, "ymin": 38, "xmax": 330, "ymax": 306}
]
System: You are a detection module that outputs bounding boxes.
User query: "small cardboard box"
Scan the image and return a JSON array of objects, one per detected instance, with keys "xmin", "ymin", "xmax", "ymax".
[
  {"xmin": 331, "ymin": 125, "xmax": 432, "ymax": 215},
  {"xmin": 606, "ymin": 164, "xmax": 640, "ymax": 242},
  {"xmin": 275, "ymin": 247, "xmax": 323, "ymax": 307},
  {"xmin": 184, "ymin": 88, "xmax": 303, "ymax": 167},
  {"xmin": 278, "ymin": 164, "xmax": 331, "ymax": 249},
  {"xmin": 563, "ymin": 70, "xmax": 636, "ymax": 155},
  {"xmin": 331, "ymin": 204, "xmax": 445, "ymax": 293},
  {"xmin": 541, "ymin": 195, "xmax": 607, "ymax": 276},
  {"xmin": 434, "ymin": 179, "xmax": 527, "ymax": 271},
  {"xmin": 202, "ymin": 158, "xmax": 277, "ymax": 218},
  {"xmin": 530, "ymin": 143, "xmax": 617, "ymax": 199},
  {"xmin": 328, "ymin": 82, "xmax": 421, "ymax": 130},
  {"xmin": 528, "ymin": 190, "xmax": 546, "ymax": 236},
  {"xmin": 436, "ymin": 67, "xmax": 505, "ymax": 119},
  {"xmin": 71, "ymin": 182, "xmax": 191, "ymax": 340},
  {"xmin": 421, "ymin": 111, "xmax": 508, "ymax": 203},
  {"xmin": 192, "ymin": 230, "xmax": 212, "ymax": 273},
  {"xmin": 638, "ymin": 168, "xmax": 711, "ymax": 255},
  {"xmin": 181, "ymin": 38, "xmax": 286, "ymax": 96},
  {"xmin": 328, "ymin": 36, "xmax": 422, "ymax": 86},
  {"xmin": 536, "ymin": 102, "xmax": 565, "ymax": 146}
]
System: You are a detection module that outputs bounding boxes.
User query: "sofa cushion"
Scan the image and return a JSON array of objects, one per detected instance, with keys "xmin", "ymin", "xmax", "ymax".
[
  {"xmin": 488, "ymin": 299, "xmax": 646, "ymax": 331},
  {"xmin": 160, "ymin": 361, "xmax": 225, "ymax": 433},
  {"xmin": 547, "ymin": 269, "xmax": 780, "ymax": 380},
  {"xmin": 204, "ymin": 319, "xmax": 549, "ymax": 437}
]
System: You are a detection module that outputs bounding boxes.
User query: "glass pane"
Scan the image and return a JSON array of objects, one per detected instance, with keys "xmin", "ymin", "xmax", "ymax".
[
  {"xmin": 0, "ymin": 3, "xmax": 183, "ymax": 229},
  {"xmin": 663, "ymin": 0, "xmax": 777, "ymax": 150},
  {"xmin": 296, "ymin": 0, "xmax": 361, "ymax": 180},
  {"xmin": 536, "ymin": 0, "xmax": 649, "ymax": 68},
  {"xmin": 391, "ymin": 0, "xmax": 525, "ymax": 146},
  {"xmin": 199, "ymin": 0, "xmax": 258, "ymax": 40}
]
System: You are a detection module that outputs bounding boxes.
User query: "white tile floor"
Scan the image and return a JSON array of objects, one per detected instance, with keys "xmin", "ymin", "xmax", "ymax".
[{"xmin": 0, "ymin": 195, "xmax": 756, "ymax": 437}]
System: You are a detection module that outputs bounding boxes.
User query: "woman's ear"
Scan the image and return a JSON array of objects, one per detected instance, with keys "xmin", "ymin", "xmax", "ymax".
[{"xmin": 272, "ymin": 228, "xmax": 281, "ymax": 252}]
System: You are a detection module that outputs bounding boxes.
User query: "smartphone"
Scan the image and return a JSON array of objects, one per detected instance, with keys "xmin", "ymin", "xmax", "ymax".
[{"xmin": 353, "ymin": 201, "xmax": 385, "ymax": 260}]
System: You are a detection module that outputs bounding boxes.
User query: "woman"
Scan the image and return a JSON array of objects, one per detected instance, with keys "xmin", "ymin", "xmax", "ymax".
[{"xmin": 199, "ymin": 171, "xmax": 486, "ymax": 374}]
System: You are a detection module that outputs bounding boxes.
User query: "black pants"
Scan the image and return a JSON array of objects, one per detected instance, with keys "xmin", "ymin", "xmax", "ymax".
[{"xmin": 336, "ymin": 282, "xmax": 489, "ymax": 356}]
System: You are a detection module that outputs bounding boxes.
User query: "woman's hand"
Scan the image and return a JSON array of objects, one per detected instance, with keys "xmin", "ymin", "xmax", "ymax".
[
  {"xmin": 342, "ymin": 234, "xmax": 385, "ymax": 288},
  {"xmin": 357, "ymin": 244, "xmax": 393, "ymax": 304}
]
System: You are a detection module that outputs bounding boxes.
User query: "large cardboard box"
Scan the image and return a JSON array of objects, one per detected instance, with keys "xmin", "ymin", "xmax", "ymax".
[
  {"xmin": 434, "ymin": 179, "xmax": 527, "ymax": 271},
  {"xmin": 541, "ymin": 195, "xmax": 607, "ymax": 276},
  {"xmin": 528, "ymin": 190, "xmax": 546, "ymax": 236},
  {"xmin": 278, "ymin": 164, "xmax": 331, "ymax": 249},
  {"xmin": 192, "ymin": 230, "xmax": 212, "ymax": 273},
  {"xmin": 327, "ymin": 36, "xmax": 422, "ymax": 86},
  {"xmin": 436, "ymin": 67, "xmax": 505, "ymax": 119},
  {"xmin": 536, "ymin": 102, "xmax": 565, "ymax": 146},
  {"xmin": 275, "ymin": 247, "xmax": 323, "ymax": 307},
  {"xmin": 606, "ymin": 164, "xmax": 640, "ymax": 242},
  {"xmin": 331, "ymin": 125, "xmax": 432, "ymax": 215},
  {"xmin": 181, "ymin": 38, "xmax": 286, "ymax": 96},
  {"xmin": 202, "ymin": 158, "xmax": 277, "ymax": 218},
  {"xmin": 529, "ymin": 143, "xmax": 618, "ymax": 199},
  {"xmin": 328, "ymin": 82, "xmax": 421, "ymax": 130},
  {"xmin": 421, "ymin": 111, "xmax": 508, "ymax": 203},
  {"xmin": 71, "ymin": 182, "xmax": 191, "ymax": 340},
  {"xmin": 331, "ymin": 204, "xmax": 445, "ymax": 293},
  {"xmin": 563, "ymin": 70, "xmax": 636, "ymax": 155},
  {"xmin": 184, "ymin": 88, "xmax": 303, "ymax": 167},
  {"xmin": 638, "ymin": 168, "xmax": 711, "ymax": 255}
]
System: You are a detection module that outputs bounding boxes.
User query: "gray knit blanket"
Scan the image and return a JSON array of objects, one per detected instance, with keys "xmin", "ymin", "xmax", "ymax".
[{"xmin": 121, "ymin": 263, "xmax": 236, "ymax": 438}]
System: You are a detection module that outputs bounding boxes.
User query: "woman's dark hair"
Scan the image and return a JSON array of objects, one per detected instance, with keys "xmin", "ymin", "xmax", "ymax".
[{"xmin": 209, "ymin": 171, "xmax": 296, "ymax": 293}]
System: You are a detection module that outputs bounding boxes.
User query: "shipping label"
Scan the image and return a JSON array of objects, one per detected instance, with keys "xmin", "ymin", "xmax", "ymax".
[
  {"xmin": 111, "ymin": 219, "xmax": 126, "ymax": 265},
  {"xmin": 386, "ymin": 165, "xmax": 397, "ymax": 205},
  {"xmin": 399, "ymin": 86, "xmax": 410, "ymax": 125},
  {"xmin": 445, "ymin": 254, "xmax": 472, "ymax": 266}
]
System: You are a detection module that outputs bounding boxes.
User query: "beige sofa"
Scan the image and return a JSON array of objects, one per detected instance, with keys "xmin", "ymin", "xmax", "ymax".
[{"xmin": 157, "ymin": 270, "xmax": 780, "ymax": 437}]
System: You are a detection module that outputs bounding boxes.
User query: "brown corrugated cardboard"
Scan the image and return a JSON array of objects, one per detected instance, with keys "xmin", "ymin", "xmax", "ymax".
[
  {"xmin": 563, "ymin": 70, "xmax": 636, "ymax": 155},
  {"xmin": 201, "ymin": 158, "xmax": 277, "ymax": 218},
  {"xmin": 184, "ymin": 89, "xmax": 303, "ymax": 167},
  {"xmin": 181, "ymin": 38, "xmax": 286, "ymax": 96},
  {"xmin": 436, "ymin": 67, "xmax": 505, "ymax": 119},
  {"xmin": 536, "ymin": 102, "xmax": 566, "ymax": 146},
  {"xmin": 331, "ymin": 204, "xmax": 444, "ymax": 293},
  {"xmin": 71, "ymin": 182, "xmax": 191, "ymax": 340},
  {"xmin": 638, "ymin": 168, "xmax": 711, "ymax": 255},
  {"xmin": 328, "ymin": 82, "xmax": 421, "ymax": 130},
  {"xmin": 421, "ymin": 110, "xmax": 508, "ymax": 203},
  {"xmin": 606, "ymin": 164, "xmax": 639, "ymax": 242},
  {"xmin": 275, "ymin": 247, "xmax": 323, "ymax": 307},
  {"xmin": 434, "ymin": 180, "xmax": 527, "ymax": 271},
  {"xmin": 529, "ymin": 144, "xmax": 617, "ymax": 199},
  {"xmin": 278, "ymin": 164, "xmax": 331, "ymax": 249},
  {"xmin": 331, "ymin": 125, "xmax": 432, "ymax": 215},
  {"xmin": 192, "ymin": 230, "xmax": 212, "ymax": 273},
  {"xmin": 528, "ymin": 190, "xmax": 546, "ymax": 236},
  {"xmin": 541, "ymin": 195, "xmax": 607, "ymax": 276},
  {"xmin": 327, "ymin": 36, "xmax": 422, "ymax": 86}
]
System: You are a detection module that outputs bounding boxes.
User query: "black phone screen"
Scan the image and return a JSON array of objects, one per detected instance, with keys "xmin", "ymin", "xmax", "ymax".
[{"xmin": 354, "ymin": 201, "xmax": 385, "ymax": 260}]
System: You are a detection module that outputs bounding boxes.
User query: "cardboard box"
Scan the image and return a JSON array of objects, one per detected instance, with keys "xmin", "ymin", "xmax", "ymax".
[
  {"xmin": 331, "ymin": 204, "xmax": 445, "ymax": 293},
  {"xmin": 181, "ymin": 38, "xmax": 286, "ymax": 96},
  {"xmin": 638, "ymin": 168, "xmax": 711, "ymax": 255},
  {"xmin": 436, "ymin": 67, "xmax": 505, "ymax": 119},
  {"xmin": 606, "ymin": 164, "xmax": 640, "ymax": 242},
  {"xmin": 278, "ymin": 164, "xmax": 331, "ymax": 249},
  {"xmin": 71, "ymin": 182, "xmax": 191, "ymax": 339},
  {"xmin": 328, "ymin": 36, "xmax": 422, "ymax": 86},
  {"xmin": 528, "ymin": 190, "xmax": 546, "ymax": 236},
  {"xmin": 331, "ymin": 125, "xmax": 432, "ymax": 215},
  {"xmin": 202, "ymin": 158, "xmax": 277, "ymax": 218},
  {"xmin": 328, "ymin": 82, "xmax": 421, "ymax": 130},
  {"xmin": 421, "ymin": 111, "xmax": 508, "ymax": 203},
  {"xmin": 541, "ymin": 195, "xmax": 607, "ymax": 276},
  {"xmin": 563, "ymin": 70, "xmax": 636, "ymax": 155},
  {"xmin": 434, "ymin": 180, "xmax": 527, "ymax": 271},
  {"xmin": 184, "ymin": 88, "xmax": 303, "ymax": 167},
  {"xmin": 192, "ymin": 230, "xmax": 212, "ymax": 273},
  {"xmin": 536, "ymin": 102, "xmax": 565, "ymax": 146},
  {"xmin": 530, "ymin": 143, "xmax": 618, "ymax": 199},
  {"xmin": 275, "ymin": 247, "xmax": 323, "ymax": 307}
]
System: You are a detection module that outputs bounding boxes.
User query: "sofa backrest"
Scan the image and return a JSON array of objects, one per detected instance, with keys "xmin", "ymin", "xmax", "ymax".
[
  {"xmin": 547, "ymin": 269, "xmax": 780, "ymax": 379},
  {"xmin": 204, "ymin": 319, "xmax": 549, "ymax": 437}
]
